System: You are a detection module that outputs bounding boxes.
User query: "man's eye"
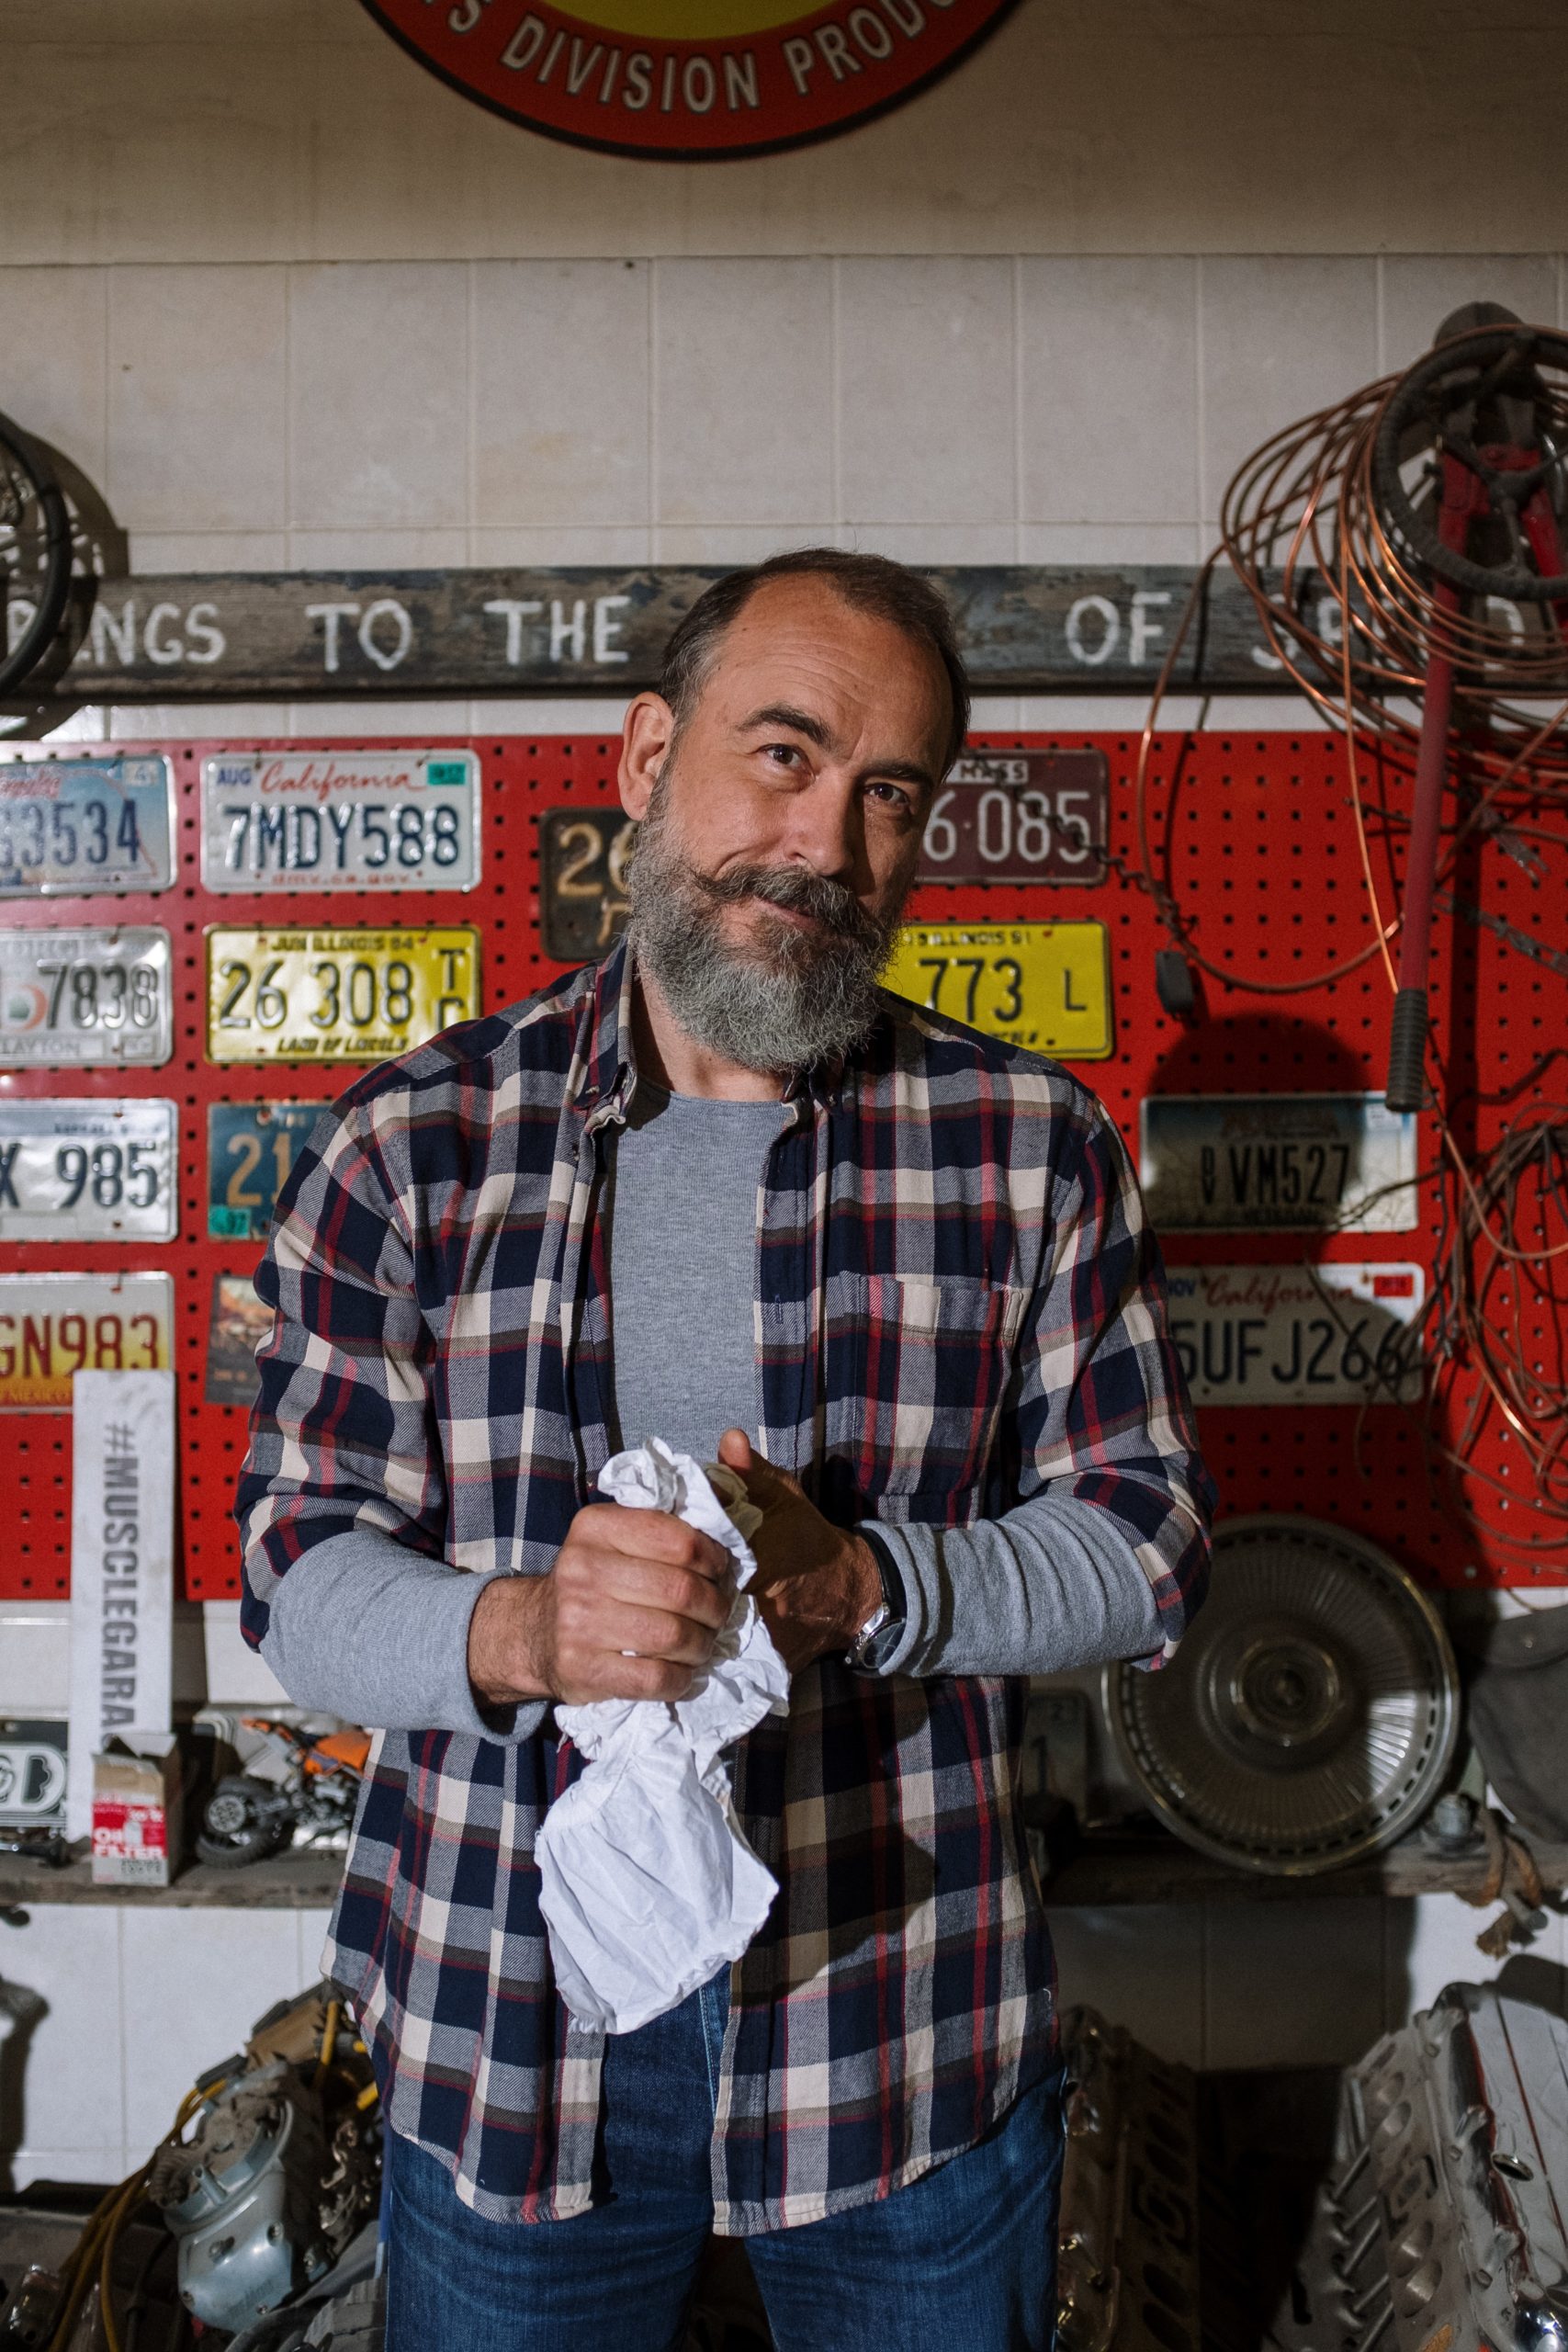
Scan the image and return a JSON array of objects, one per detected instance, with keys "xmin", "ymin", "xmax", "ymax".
[
  {"xmin": 762, "ymin": 743, "xmax": 802, "ymax": 767},
  {"xmin": 868, "ymin": 782, "xmax": 913, "ymax": 812}
]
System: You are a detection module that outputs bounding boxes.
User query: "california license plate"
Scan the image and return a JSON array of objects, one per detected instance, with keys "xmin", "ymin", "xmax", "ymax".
[
  {"xmin": 541, "ymin": 807, "xmax": 636, "ymax": 961},
  {"xmin": 918, "ymin": 752, "xmax": 1108, "ymax": 885},
  {"xmin": 208, "ymin": 1102, "xmax": 321, "ymax": 1237},
  {"xmin": 0, "ymin": 1100, "xmax": 177, "ymax": 1242},
  {"xmin": 200, "ymin": 750, "xmax": 480, "ymax": 893},
  {"xmin": 0, "ymin": 1272, "xmax": 175, "ymax": 1410},
  {"xmin": 1164, "ymin": 1262, "xmax": 1425, "ymax": 1406},
  {"xmin": 0, "ymin": 927, "xmax": 174, "ymax": 1068},
  {"xmin": 883, "ymin": 921, "xmax": 1112, "ymax": 1058},
  {"xmin": 0, "ymin": 756, "xmax": 175, "ymax": 896},
  {"xmin": 205, "ymin": 925, "xmax": 480, "ymax": 1063},
  {"xmin": 1141, "ymin": 1095, "xmax": 1419, "ymax": 1233}
]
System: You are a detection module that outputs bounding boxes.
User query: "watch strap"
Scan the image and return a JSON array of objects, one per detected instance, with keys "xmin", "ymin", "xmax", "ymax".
[{"xmin": 846, "ymin": 1526, "xmax": 907, "ymax": 1672}]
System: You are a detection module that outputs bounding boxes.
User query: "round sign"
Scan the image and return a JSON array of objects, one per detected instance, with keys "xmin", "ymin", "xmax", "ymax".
[{"xmin": 359, "ymin": 0, "xmax": 1020, "ymax": 161}]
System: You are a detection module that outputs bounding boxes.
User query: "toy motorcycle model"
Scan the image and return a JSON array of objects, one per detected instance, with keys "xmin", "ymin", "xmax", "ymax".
[{"xmin": 196, "ymin": 1719, "xmax": 371, "ymax": 1869}]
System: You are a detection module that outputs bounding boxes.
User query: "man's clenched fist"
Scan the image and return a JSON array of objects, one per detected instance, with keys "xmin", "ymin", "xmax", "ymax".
[{"xmin": 468, "ymin": 1503, "xmax": 735, "ymax": 1710}]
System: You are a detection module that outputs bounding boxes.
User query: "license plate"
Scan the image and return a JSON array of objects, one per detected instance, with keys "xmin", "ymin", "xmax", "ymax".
[
  {"xmin": 0, "ymin": 756, "xmax": 175, "ymax": 896},
  {"xmin": 208, "ymin": 1102, "xmax": 322, "ymax": 1237},
  {"xmin": 1165, "ymin": 1262, "xmax": 1425, "ymax": 1406},
  {"xmin": 205, "ymin": 925, "xmax": 481, "ymax": 1063},
  {"xmin": 206, "ymin": 1272, "xmax": 271, "ymax": 1408},
  {"xmin": 883, "ymin": 922, "xmax": 1112, "ymax": 1059},
  {"xmin": 1141, "ymin": 1095, "xmax": 1418, "ymax": 1233},
  {"xmin": 918, "ymin": 752, "xmax": 1108, "ymax": 885},
  {"xmin": 200, "ymin": 749, "xmax": 480, "ymax": 893},
  {"xmin": 0, "ymin": 927, "xmax": 174, "ymax": 1068},
  {"xmin": 541, "ymin": 807, "xmax": 636, "ymax": 961},
  {"xmin": 0, "ymin": 1100, "xmax": 177, "ymax": 1242},
  {"xmin": 0, "ymin": 1272, "xmax": 175, "ymax": 1410},
  {"xmin": 0, "ymin": 1719, "xmax": 68, "ymax": 1826}
]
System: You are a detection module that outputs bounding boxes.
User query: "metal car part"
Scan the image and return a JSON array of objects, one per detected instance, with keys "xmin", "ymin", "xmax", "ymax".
[
  {"xmin": 149, "ymin": 2043, "xmax": 378, "ymax": 2335},
  {"xmin": 150, "ymin": 2064, "xmax": 327, "ymax": 2329},
  {"xmin": 1106, "ymin": 1516, "xmax": 1460, "ymax": 1874},
  {"xmin": 1055, "ymin": 2005, "xmax": 1201, "ymax": 2352},
  {"xmin": 0, "ymin": 2265, "xmax": 65, "ymax": 2348},
  {"xmin": 1269, "ymin": 1983, "xmax": 1568, "ymax": 2352}
]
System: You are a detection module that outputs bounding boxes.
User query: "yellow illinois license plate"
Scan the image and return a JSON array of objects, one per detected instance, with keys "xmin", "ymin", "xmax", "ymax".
[
  {"xmin": 883, "ymin": 921, "xmax": 1112, "ymax": 1059},
  {"xmin": 205, "ymin": 926, "xmax": 481, "ymax": 1064}
]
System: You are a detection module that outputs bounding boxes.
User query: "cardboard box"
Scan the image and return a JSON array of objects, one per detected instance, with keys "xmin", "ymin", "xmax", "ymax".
[{"xmin": 91, "ymin": 1735, "xmax": 183, "ymax": 1886}]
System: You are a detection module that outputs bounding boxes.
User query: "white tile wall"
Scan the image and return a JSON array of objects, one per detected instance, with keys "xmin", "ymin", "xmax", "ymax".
[
  {"xmin": 1, "ymin": 1905, "xmax": 331, "ymax": 2190},
  {"xmin": 2, "ymin": 251, "xmax": 1562, "ymax": 597},
  {"xmin": 1197, "ymin": 256, "xmax": 1379, "ymax": 526},
  {"xmin": 655, "ymin": 258, "xmax": 834, "ymax": 528},
  {"xmin": 107, "ymin": 266, "xmax": 288, "ymax": 534},
  {"xmin": 1019, "ymin": 257, "xmax": 1200, "ymax": 526},
  {"xmin": 287, "ymin": 265, "xmax": 468, "ymax": 532},
  {"xmin": 472, "ymin": 261, "xmax": 650, "ymax": 531},
  {"xmin": 837, "ymin": 257, "xmax": 1017, "ymax": 527},
  {"xmin": 119, "ymin": 1907, "xmax": 302, "ymax": 2152}
]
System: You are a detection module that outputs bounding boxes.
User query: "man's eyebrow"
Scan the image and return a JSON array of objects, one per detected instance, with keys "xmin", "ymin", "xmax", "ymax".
[
  {"xmin": 737, "ymin": 702, "xmax": 835, "ymax": 751},
  {"xmin": 737, "ymin": 703, "xmax": 937, "ymax": 796}
]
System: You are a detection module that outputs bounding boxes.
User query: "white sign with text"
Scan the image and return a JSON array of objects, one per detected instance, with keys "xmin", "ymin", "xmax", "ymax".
[{"xmin": 66, "ymin": 1368, "xmax": 176, "ymax": 1838}]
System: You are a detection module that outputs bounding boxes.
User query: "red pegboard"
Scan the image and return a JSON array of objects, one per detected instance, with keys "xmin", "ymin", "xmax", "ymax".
[{"xmin": 0, "ymin": 731, "xmax": 1561, "ymax": 1601}]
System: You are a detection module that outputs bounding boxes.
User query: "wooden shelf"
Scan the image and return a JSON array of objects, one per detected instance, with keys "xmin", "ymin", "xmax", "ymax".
[
  {"xmin": 0, "ymin": 1845, "xmax": 346, "ymax": 1909},
  {"xmin": 6, "ymin": 1829, "xmax": 1563, "ymax": 1912},
  {"xmin": 1038, "ymin": 1831, "xmax": 1568, "ymax": 1907}
]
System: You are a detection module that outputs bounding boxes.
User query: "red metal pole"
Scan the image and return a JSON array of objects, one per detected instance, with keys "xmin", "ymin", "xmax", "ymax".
[{"xmin": 1384, "ymin": 458, "xmax": 1475, "ymax": 1112}]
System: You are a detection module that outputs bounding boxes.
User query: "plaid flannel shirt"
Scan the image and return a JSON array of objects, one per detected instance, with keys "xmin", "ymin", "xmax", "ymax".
[{"xmin": 236, "ymin": 938, "xmax": 1212, "ymax": 2233}]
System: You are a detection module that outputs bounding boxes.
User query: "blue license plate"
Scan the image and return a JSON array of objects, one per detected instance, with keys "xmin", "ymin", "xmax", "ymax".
[
  {"xmin": 0, "ymin": 756, "xmax": 175, "ymax": 895},
  {"xmin": 207, "ymin": 1102, "xmax": 323, "ymax": 1238}
]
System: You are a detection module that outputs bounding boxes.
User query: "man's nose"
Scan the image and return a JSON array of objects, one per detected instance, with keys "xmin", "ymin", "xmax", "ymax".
[{"xmin": 781, "ymin": 775, "xmax": 863, "ymax": 883}]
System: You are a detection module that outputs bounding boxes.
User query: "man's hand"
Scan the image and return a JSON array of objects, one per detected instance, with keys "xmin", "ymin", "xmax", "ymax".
[
  {"xmin": 468, "ymin": 1504, "xmax": 735, "ymax": 1710},
  {"xmin": 716, "ymin": 1429, "xmax": 883, "ymax": 1673}
]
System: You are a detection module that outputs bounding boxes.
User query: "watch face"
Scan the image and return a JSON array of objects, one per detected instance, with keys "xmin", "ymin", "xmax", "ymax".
[{"xmin": 862, "ymin": 1616, "xmax": 907, "ymax": 1672}]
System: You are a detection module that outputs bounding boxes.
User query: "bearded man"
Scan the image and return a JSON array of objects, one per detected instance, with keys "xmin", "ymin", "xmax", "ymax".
[{"xmin": 236, "ymin": 548, "xmax": 1213, "ymax": 2352}]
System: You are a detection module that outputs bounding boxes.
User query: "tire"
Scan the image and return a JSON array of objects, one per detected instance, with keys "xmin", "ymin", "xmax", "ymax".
[
  {"xmin": 0, "ymin": 411, "xmax": 73, "ymax": 699},
  {"xmin": 1370, "ymin": 322, "xmax": 1568, "ymax": 605},
  {"xmin": 196, "ymin": 1775, "xmax": 294, "ymax": 1869}
]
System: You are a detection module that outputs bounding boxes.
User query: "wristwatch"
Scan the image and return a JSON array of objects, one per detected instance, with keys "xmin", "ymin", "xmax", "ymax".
[{"xmin": 845, "ymin": 1527, "xmax": 907, "ymax": 1673}]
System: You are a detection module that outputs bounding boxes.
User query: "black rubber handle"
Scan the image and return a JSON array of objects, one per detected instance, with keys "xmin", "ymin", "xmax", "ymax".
[{"xmin": 1385, "ymin": 988, "xmax": 1428, "ymax": 1113}]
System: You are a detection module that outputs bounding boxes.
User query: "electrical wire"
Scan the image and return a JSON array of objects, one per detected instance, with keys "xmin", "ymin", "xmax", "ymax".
[{"xmin": 1134, "ymin": 330, "xmax": 1568, "ymax": 1566}]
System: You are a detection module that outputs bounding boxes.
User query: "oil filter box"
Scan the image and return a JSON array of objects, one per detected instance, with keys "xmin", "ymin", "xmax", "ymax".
[{"xmin": 91, "ymin": 1734, "xmax": 183, "ymax": 1886}]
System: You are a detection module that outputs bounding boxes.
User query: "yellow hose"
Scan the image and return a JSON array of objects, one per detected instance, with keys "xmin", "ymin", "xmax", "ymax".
[{"xmin": 314, "ymin": 1998, "xmax": 341, "ymax": 2091}]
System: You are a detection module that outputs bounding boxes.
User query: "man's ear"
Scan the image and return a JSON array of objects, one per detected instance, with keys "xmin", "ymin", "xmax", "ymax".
[{"xmin": 618, "ymin": 694, "xmax": 676, "ymax": 820}]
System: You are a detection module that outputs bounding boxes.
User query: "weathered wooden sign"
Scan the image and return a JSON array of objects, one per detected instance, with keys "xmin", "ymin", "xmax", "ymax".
[{"xmin": 10, "ymin": 564, "xmax": 1314, "ymax": 704}]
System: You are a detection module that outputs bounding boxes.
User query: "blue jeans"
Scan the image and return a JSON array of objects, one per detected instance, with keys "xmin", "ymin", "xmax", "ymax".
[{"xmin": 387, "ymin": 1970, "xmax": 1064, "ymax": 2352}]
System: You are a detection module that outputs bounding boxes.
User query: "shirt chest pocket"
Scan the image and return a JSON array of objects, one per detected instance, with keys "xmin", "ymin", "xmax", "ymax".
[{"xmin": 840, "ymin": 1272, "xmax": 1029, "ymax": 1527}]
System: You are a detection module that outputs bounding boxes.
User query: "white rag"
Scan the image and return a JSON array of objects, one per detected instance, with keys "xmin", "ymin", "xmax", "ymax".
[{"xmin": 534, "ymin": 1439, "xmax": 791, "ymax": 2034}]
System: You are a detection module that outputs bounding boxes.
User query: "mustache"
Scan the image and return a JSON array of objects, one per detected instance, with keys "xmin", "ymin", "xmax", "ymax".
[{"xmin": 686, "ymin": 860, "xmax": 889, "ymax": 952}]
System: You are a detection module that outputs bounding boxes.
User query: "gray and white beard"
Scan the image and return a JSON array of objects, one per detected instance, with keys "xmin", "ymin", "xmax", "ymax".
[{"xmin": 625, "ymin": 780, "xmax": 903, "ymax": 1076}]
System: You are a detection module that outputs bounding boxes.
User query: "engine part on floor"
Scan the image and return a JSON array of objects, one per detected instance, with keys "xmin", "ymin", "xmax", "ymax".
[
  {"xmin": 1269, "ymin": 1981, "xmax": 1568, "ymax": 2352},
  {"xmin": 1056, "ymin": 2006, "xmax": 1201, "ymax": 2352},
  {"xmin": 1106, "ymin": 1516, "xmax": 1460, "ymax": 1874},
  {"xmin": 195, "ymin": 1723, "xmax": 370, "ymax": 1869},
  {"xmin": 301, "ymin": 2271, "xmax": 384, "ymax": 2350},
  {"xmin": 0, "ymin": 2266, "xmax": 64, "ymax": 2348},
  {"xmin": 147, "ymin": 1984, "xmax": 379, "ymax": 2333}
]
